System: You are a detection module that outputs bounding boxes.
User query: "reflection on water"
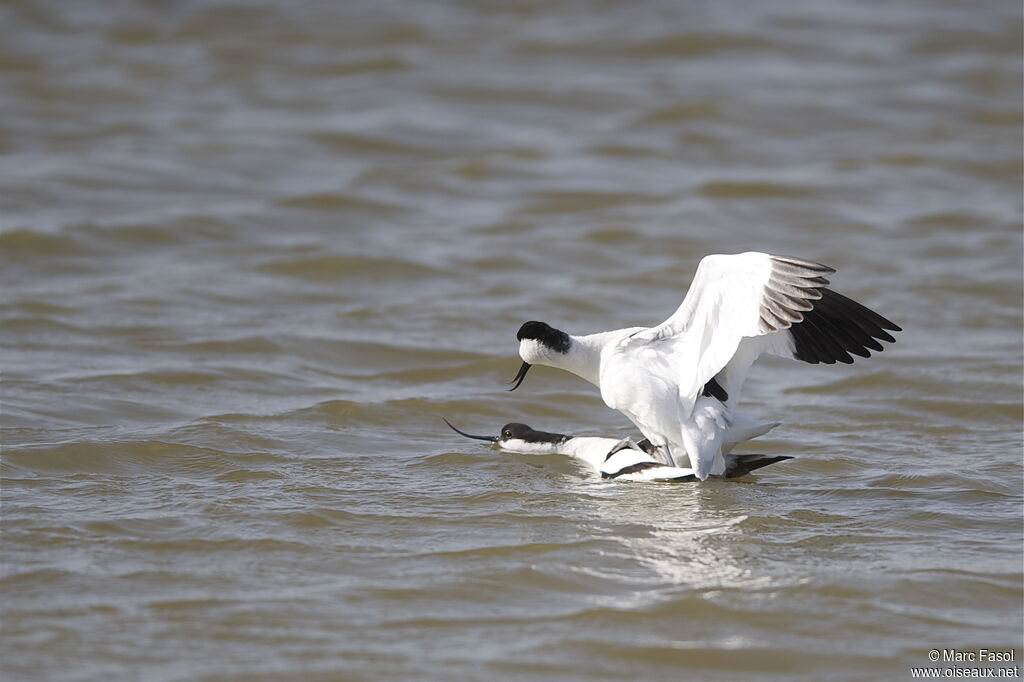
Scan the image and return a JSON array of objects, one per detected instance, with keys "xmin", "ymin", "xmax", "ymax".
[{"xmin": 2, "ymin": 0, "xmax": 1022, "ymax": 680}]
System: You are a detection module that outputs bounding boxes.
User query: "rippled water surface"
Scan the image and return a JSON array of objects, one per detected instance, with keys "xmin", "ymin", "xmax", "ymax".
[{"xmin": 2, "ymin": 1, "xmax": 1022, "ymax": 680}]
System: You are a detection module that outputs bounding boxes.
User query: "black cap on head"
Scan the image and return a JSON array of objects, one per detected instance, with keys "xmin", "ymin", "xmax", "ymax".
[
  {"xmin": 498, "ymin": 422, "xmax": 569, "ymax": 444},
  {"xmin": 516, "ymin": 321, "xmax": 571, "ymax": 354}
]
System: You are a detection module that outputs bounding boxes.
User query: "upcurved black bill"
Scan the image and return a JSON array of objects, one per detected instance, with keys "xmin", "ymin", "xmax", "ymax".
[
  {"xmin": 507, "ymin": 361, "xmax": 531, "ymax": 391},
  {"xmin": 442, "ymin": 418, "xmax": 497, "ymax": 442}
]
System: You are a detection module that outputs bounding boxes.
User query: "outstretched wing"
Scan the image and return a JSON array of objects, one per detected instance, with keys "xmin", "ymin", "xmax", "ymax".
[{"xmin": 626, "ymin": 252, "xmax": 900, "ymax": 413}]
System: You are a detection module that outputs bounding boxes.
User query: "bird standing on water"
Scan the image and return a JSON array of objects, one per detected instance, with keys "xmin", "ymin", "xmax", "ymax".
[{"xmin": 507, "ymin": 252, "xmax": 900, "ymax": 480}]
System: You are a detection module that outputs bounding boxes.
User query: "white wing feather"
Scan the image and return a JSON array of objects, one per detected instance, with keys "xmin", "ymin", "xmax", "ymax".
[
  {"xmin": 628, "ymin": 251, "xmax": 832, "ymax": 414},
  {"xmin": 610, "ymin": 252, "xmax": 832, "ymax": 478}
]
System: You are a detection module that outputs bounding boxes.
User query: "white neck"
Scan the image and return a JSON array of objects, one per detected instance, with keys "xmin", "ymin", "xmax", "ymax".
[{"xmin": 540, "ymin": 328, "xmax": 642, "ymax": 387}]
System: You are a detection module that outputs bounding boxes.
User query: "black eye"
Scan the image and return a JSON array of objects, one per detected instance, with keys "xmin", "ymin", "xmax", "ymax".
[{"xmin": 503, "ymin": 430, "xmax": 511, "ymax": 438}]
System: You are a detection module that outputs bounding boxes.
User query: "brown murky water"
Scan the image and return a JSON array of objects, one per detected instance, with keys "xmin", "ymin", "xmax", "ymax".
[{"xmin": 2, "ymin": 1, "xmax": 1022, "ymax": 680}]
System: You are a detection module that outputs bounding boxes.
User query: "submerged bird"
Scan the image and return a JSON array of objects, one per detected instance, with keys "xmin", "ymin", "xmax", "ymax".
[
  {"xmin": 507, "ymin": 252, "xmax": 900, "ymax": 480},
  {"xmin": 443, "ymin": 418, "xmax": 791, "ymax": 482}
]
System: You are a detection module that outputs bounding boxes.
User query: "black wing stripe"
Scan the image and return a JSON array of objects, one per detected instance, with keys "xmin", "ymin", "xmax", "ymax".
[
  {"xmin": 791, "ymin": 309, "xmax": 842, "ymax": 364},
  {"xmin": 602, "ymin": 461, "xmax": 664, "ymax": 479},
  {"xmin": 815, "ymin": 290, "xmax": 897, "ymax": 342},
  {"xmin": 815, "ymin": 290, "xmax": 898, "ymax": 344},
  {"xmin": 829, "ymin": 309, "xmax": 883, "ymax": 354},
  {"xmin": 761, "ymin": 260, "xmax": 900, "ymax": 365},
  {"xmin": 799, "ymin": 313, "xmax": 854, "ymax": 364},
  {"xmin": 790, "ymin": 319, "xmax": 827, "ymax": 363},
  {"xmin": 635, "ymin": 438, "xmax": 657, "ymax": 455},
  {"xmin": 701, "ymin": 377, "xmax": 729, "ymax": 401},
  {"xmin": 812, "ymin": 297, "xmax": 885, "ymax": 352},
  {"xmin": 789, "ymin": 288, "xmax": 899, "ymax": 365},
  {"xmin": 806, "ymin": 308, "xmax": 868, "ymax": 360},
  {"xmin": 813, "ymin": 297, "xmax": 888, "ymax": 347},
  {"xmin": 819, "ymin": 288, "xmax": 901, "ymax": 332}
]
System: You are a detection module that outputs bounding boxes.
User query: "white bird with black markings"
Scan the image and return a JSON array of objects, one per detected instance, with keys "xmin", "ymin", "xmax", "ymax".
[
  {"xmin": 507, "ymin": 252, "xmax": 900, "ymax": 480},
  {"xmin": 443, "ymin": 419, "xmax": 792, "ymax": 482}
]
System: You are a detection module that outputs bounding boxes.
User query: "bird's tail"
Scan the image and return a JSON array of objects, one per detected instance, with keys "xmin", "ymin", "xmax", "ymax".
[
  {"xmin": 679, "ymin": 402, "xmax": 729, "ymax": 480},
  {"xmin": 724, "ymin": 454, "xmax": 793, "ymax": 478},
  {"xmin": 722, "ymin": 416, "xmax": 781, "ymax": 454}
]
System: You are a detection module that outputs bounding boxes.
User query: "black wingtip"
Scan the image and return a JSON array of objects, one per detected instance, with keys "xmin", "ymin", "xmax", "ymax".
[{"xmin": 790, "ymin": 288, "xmax": 901, "ymax": 365}]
